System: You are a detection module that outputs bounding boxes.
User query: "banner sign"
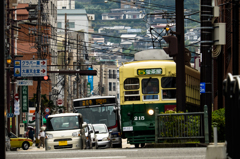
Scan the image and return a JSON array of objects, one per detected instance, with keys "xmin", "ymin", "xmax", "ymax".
[
  {"xmin": 22, "ymin": 86, "xmax": 28, "ymax": 112},
  {"xmin": 88, "ymin": 67, "xmax": 93, "ymax": 92}
]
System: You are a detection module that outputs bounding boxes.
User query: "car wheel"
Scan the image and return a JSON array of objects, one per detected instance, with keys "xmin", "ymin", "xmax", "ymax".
[
  {"xmin": 141, "ymin": 143, "xmax": 145, "ymax": 148},
  {"xmin": 22, "ymin": 142, "xmax": 29, "ymax": 150}
]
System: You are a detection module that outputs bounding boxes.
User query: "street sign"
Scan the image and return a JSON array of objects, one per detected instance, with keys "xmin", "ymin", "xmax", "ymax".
[
  {"xmin": 21, "ymin": 86, "xmax": 28, "ymax": 112},
  {"xmin": 17, "ymin": 80, "xmax": 33, "ymax": 86},
  {"xmin": 57, "ymin": 99, "xmax": 63, "ymax": 106},
  {"xmin": 45, "ymin": 107, "xmax": 50, "ymax": 114},
  {"xmin": 14, "ymin": 100, "xmax": 20, "ymax": 115},
  {"xmin": 200, "ymin": 82, "xmax": 206, "ymax": 93},
  {"xmin": 7, "ymin": 113, "xmax": 14, "ymax": 118},
  {"xmin": 87, "ymin": 82, "xmax": 91, "ymax": 97},
  {"xmin": 88, "ymin": 67, "xmax": 93, "ymax": 92},
  {"xmin": 45, "ymin": 114, "xmax": 49, "ymax": 119},
  {"xmin": 14, "ymin": 60, "xmax": 47, "ymax": 77},
  {"xmin": 14, "ymin": 93, "xmax": 19, "ymax": 101},
  {"xmin": 19, "ymin": 123, "xmax": 24, "ymax": 135}
]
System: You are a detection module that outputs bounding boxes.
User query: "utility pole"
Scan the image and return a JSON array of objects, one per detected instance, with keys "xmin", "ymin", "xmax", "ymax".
[
  {"xmin": 99, "ymin": 64, "xmax": 103, "ymax": 96},
  {"xmin": 1, "ymin": 0, "xmax": 6, "ymax": 157},
  {"xmin": 11, "ymin": 10, "xmax": 16, "ymax": 135},
  {"xmin": 175, "ymin": 0, "xmax": 185, "ymax": 111},
  {"xmin": 233, "ymin": 0, "xmax": 239, "ymax": 75},
  {"xmin": 64, "ymin": 13, "xmax": 68, "ymax": 112},
  {"xmin": 36, "ymin": 0, "xmax": 42, "ymax": 139},
  {"xmin": 77, "ymin": 34, "xmax": 79, "ymax": 99},
  {"xmin": 6, "ymin": 0, "xmax": 10, "ymax": 133},
  {"xmin": 200, "ymin": 0, "xmax": 212, "ymax": 142}
]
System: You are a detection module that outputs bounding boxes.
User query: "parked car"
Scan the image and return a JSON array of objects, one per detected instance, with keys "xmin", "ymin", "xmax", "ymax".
[
  {"xmin": 5, "ymin": 128, "xmax": 11, "ymax": 151},
  {"xmin": 9, "ymin": 132, "xmax": 33, "ymax": 150},
  {"xmin": 88, "ymin": 124, "xmax": 98, "ymax": 149},
  {"xmin": 92, "ymin": 124, "xmax": 112, "ymax": 149},
  {"xmin": 84, "ymin": 124, "xmax": 92, "ymax": 149}
]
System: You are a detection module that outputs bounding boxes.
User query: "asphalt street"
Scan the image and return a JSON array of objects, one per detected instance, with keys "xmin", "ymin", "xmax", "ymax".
[{"xmin": 6, "ymin": 139, "xmax": 207, "ymax": 159}]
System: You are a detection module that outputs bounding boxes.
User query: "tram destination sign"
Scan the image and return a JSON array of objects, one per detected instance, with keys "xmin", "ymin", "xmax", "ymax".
[
  {"xmin": 137, "ymin": 68, "xmax": 162, "ymax": 75},
  {"xmin": 73, "ymin": 98, "xmax": 116, "ymax": 107}
]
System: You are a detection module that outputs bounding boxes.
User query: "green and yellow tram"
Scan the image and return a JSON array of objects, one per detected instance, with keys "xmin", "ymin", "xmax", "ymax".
[{"xmin": 119, "ymin": 49, "xmax": 200, "ymax": 147}]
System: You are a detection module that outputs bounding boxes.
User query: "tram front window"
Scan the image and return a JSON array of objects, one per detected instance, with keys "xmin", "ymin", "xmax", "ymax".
[
  {"xmin": 76, "ymin": 106, "xmax": 116, "ymax": 127},
  {"xmin": 142, "ymin": 78, "xmax": 159, "ymax": 100}
]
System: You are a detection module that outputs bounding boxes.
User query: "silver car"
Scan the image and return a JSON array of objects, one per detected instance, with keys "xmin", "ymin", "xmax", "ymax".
[{"xmin": 92, "ymin": 124, "xmax": 112, "ymax": 149}]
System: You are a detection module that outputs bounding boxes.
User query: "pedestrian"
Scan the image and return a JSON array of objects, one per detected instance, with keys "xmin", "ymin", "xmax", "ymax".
[
  {"xmin": 38, "ymin": 128, "xmax": 45, "ymax": 148},
  {"xmin": 28, "ymin": 128, "xmax": 34, "ymax": 142}
]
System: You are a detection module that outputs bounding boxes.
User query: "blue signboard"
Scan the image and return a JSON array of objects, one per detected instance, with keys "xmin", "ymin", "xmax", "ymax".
[
  {"xmin": 14, "ymin": 60, "xmax": 47, "ymax": 77},
  {"xmin": 88, "ymin": 67, "xmax": 93, "ymax": 93},
  {"xmin": 200, "ymin": 82, "xmax": 206, "ymax": 93},
  {"xmin": 7, "ymin": 113, "xmax": 14, "ymax": 118}
]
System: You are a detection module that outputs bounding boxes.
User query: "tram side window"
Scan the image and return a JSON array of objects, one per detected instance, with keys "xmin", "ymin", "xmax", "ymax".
[
  {"xmin": 161, "ymin": 77, "xmax": 176, "ymax": 99},
  {"xmin": 161, "ymin": 77, "xmax": 176, "ymax": 88},
  {"xmin": 142, "ymin": 78, "xmax": 159, "ymax": 100},
  {"xmin": 124, "ymin": 78, "xmax": 139, "ymax": 90},
  {"xmin": 124, "ymin": 78, "xmax": 140, "ymax": 101}
]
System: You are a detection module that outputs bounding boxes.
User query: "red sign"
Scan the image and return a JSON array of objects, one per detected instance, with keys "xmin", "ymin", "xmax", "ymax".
[
  {"xmin": 57, "ymin": 99, "xmax": 63, "ymax": 105},
  {"xmin": 14, "ymin": 93, "xmax": 19, "ymax": 101},
  {"xmin": 32, "ymin": 112, "xmax": 35, "ymax": 121},
  {"xmin": 164, "ymin": 105, "xmax": 176, "ymax": 112}
]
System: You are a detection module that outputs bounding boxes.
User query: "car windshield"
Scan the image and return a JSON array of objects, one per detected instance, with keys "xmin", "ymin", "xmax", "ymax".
[
  {"xmin": 93, "ymin": 125, "xmax": 107, "ymax": 133},
  {"xmin": 76, "ymin": 105, "xmax": 116, "ymax": 127},
  {"xmin": 46, "ymin": 115, "xmax": 81, "ymax": 131},
  {"xmin": 88, "ymin": 125, "xmax": 93, "ymax": 131}
]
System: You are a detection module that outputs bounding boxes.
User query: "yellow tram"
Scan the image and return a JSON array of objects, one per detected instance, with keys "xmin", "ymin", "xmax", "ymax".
[{"xmin": 119, "ymin": 49, "xmax": 200, "ymax": 147}]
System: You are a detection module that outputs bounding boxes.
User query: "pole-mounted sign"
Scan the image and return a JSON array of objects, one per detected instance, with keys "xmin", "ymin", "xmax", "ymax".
[
  {"xmin": 21, "ymin": 86, "xmax": 28, "ymax": 112},
  {"xmin": 14, "ymin": 60, "xmax": 47, "ymax": 77}
]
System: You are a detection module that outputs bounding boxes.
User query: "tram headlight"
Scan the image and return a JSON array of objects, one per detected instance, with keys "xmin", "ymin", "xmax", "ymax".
[{"xmin": 148, "ymin": 109, "xmax": 154, "ymax": 115}]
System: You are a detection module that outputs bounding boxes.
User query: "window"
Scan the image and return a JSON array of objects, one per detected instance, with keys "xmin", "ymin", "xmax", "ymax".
[
  {"xmin": 124, "ymin": 5, "xmax": 130, "ymax": 8},
  {"xmin": 57, "ymin": 22, "xmax": 61, "ymax": 28},
  {"xmin": 69, "ymin": 22, "xmax": 75, "ymax": 28},
  {"xmin": 109, "ymin": 82, "xmax": 112, "ymax": 91},
  {"xmin": 109, "ymin": 70, "xmax": 112, "ymax": 78},
  {"xmin": 124, "ymin": 78, "xmax": 139, "ymax": 90},
  {"xmin": 113, "ymin": 70, "xmax": 116, "ymax": 79},
  {"xmin": 113, "ymin": 82, "xmax": 116, "ymax": 91},
  {"xmin": 161, "ymin": 77, "xmax": 176, "ymax": 88},
  {"xmin": 162, "ymin": 90, "xmax": 176, "ymax": 99},
  {"xmin": 142, "ymin": 78, "xmax": 159, "ymax": 100},
  {"xmin": 161, "ymin": 77, "xmax": 176, "ymax": 100}
]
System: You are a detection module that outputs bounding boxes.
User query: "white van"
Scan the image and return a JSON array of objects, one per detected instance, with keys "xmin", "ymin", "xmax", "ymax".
[{"xmin": 45, "ymin": 113, "xmax": 87, "ymax": 151}]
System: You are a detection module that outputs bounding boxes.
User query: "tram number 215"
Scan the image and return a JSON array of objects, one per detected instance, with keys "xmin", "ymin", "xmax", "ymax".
[{"xmin": 134, "ymin": 116, "xmax": 145, "ymax": 120}]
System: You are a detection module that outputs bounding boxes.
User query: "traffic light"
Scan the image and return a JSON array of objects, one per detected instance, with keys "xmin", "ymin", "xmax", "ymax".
[
  {"xmin": 33, "ymin": 75, "xmax": 50, "ymax": 81},
  {"xmin": 162, "ymin": 35, "xmax": 178, "ymax": 57}
]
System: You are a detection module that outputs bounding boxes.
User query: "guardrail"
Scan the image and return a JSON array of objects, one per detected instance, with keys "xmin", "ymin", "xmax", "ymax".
[{"xmin": 155, "ymin": 106, "xmax": 209, "ymax": 143}]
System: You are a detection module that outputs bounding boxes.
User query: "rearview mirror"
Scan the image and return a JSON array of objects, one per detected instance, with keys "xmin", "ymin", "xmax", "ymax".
[
  {"xmin": 89, "ymin": 130, "xmax": 93, "ymax": 133},
  {"xmin": 95, "ymin": 131, "xmax": 99, "ymax": 134}
]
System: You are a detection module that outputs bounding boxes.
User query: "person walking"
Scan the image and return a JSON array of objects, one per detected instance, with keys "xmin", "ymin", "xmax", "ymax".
[
  {"xmin": 28, "ymin": 128, "xmax": 34, "ymax": 142},
  {"xmin": 38, "ymin": 128, "xmax": 45, "ymax": 148}
]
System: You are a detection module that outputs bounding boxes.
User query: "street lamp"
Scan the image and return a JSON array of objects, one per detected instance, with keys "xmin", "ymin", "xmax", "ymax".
[{"xmin": 6, "ymin": 55, "xmax": 12, "ymax": 65}]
